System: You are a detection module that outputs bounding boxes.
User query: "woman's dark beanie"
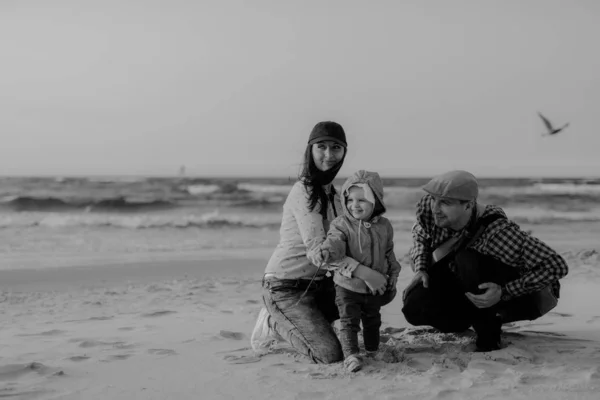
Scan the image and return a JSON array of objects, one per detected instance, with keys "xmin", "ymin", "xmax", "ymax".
[{"xmin": 308, "ymin": 121, "xmax": 347, "ymax": 147}]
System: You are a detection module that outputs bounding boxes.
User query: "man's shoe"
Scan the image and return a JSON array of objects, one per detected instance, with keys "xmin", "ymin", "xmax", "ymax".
[
  {"xmin": 250, "ymin": 307, "xmax": 283, "ymax": 351},
  {"xmin": 475, "ymin": 336, "xmax": 502, "ymax": 352},
  {"xmin": 473, "ymin": 314, "xmax": 502, "ymax": 352}
]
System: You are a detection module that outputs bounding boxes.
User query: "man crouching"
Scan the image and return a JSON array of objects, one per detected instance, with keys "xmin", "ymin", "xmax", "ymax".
[{"xmin": 402, "ymin": 170, "xmax": 568, "ymax": 352}]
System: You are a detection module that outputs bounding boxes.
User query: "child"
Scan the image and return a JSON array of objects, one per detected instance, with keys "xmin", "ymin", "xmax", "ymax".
[{"xmin": 309, "ymin": 170, "xmax": 401, "ymax": 372}]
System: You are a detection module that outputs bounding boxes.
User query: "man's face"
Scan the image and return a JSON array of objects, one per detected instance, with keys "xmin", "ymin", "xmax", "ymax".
[{"xmin": 430, "ymin": 196, "xmax": 471, "ymax": 230}]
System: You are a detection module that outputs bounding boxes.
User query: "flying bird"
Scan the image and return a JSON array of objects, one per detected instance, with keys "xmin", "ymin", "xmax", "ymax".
[{"xmin": 538, "ymin": 112, "xmax": 570, "ymax": 136}]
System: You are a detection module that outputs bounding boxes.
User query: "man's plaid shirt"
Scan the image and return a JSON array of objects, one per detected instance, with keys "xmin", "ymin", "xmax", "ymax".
[{"xmin": 409, "ymin": 194, "xmax": 568, "ymax": 299}]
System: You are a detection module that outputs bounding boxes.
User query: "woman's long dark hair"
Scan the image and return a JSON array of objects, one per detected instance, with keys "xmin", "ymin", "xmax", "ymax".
[{"xmin": 299, "ymin": 145, "xmax": 346, "ymax": 218}]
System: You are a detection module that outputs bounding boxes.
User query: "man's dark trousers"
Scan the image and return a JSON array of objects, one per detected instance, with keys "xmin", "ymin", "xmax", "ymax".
[{"xmin": 402, "ymin": 249, "xmax": 540, "ymax": 345}]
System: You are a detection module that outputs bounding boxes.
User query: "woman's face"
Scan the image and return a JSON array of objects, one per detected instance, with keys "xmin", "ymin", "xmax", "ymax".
[{"xmin": 311, "ymin": 141, "xmax": 345, "ymax": 172}]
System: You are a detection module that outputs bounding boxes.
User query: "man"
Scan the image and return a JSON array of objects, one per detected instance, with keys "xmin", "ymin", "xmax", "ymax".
[{"xmin": 401, "ymin": 170, "xmax": 568, "ymax": 351}]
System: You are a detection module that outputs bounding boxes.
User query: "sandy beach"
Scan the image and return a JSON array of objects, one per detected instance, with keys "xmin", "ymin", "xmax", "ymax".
[
  {"xmin": 3, "ymin": 0, "xmax": 600, "ymax": 397},
  {"xmin": 1, "ymin": 224, "xmax": 599, "ymax": 400}
]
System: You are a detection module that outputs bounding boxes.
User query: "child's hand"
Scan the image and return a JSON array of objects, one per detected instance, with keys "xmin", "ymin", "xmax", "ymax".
[{"xmin": 387, "ymin": 275, "xmax": 398, "ymax": 291}]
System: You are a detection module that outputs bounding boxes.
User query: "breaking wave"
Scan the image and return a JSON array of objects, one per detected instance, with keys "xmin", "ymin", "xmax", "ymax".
[
  {"xmin": 0, "ymin": 210, "xmax": 282, "ymax": 230},
  {"xmin": 0, "ymin": 196, "xmax": 176, "ymax": 212}
]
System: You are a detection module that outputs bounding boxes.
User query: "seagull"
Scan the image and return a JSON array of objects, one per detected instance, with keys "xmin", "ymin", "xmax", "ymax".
[{"xmin": 538, "ymin": 112, "xmax": 570, "ymax": 136}]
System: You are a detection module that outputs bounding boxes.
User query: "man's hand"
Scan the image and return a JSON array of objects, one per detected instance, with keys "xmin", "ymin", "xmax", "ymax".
[
  {"xmin": 387, "ymin": 275, "xmax": 398, "ymax": 291},
  {"xmin": 465, "ymin": 282, "xmax": 502, "ymax": 308},
  {"xmin": 308, "ymin": 248, "xmax": 330, "ymax": 267},
  {"xmin": 402, "ymin": 270, "xmax": 429, "ymax": 301}
]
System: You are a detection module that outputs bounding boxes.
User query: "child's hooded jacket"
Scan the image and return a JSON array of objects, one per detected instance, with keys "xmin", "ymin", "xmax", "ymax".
[{"xmin": 322, "ymin": 170, "xmax": 402, "ymax": 294}]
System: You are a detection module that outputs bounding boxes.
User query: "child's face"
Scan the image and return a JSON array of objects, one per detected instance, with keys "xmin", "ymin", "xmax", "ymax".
[{"xmin": 346, "ymin": 186, "xmax": 374, "ymax": 221}]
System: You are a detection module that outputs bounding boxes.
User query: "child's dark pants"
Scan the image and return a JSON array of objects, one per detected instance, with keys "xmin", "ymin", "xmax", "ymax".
[{"xmin": 335, "ymin": 286, "xmax": 396, "ymax": 357}]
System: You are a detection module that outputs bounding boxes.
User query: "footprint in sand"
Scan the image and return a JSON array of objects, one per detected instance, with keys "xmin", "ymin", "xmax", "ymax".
[
  {"xmin": 113, "ymin": 342, "xmax": 137, "ymax": 350},
  {"xmin": 216, "ymin": 347, "xmax": 252, "ymax": 354},
  {"xmin": 295, "ymin": 391, "xmax": 328, "ymax": 399},
  {"xmin": 189, "ymin": 283, "xmax": 215, "ymax": 291},
  {"xmin": 69, "ymin": 339, "xmax": 136, "ymax": 350},
  {"xmin": 147, "ymin": 349, "xmax": 177, "ymax": 356},
  {"xmin": 101, "ymin": 354, "xmax": 132, "ymax": 362},
  {"xmin": 590, "ymin": 366, "xmax": 600, "ymax": 380},
  {"xmin": 518, "ymin": 330, "xmax": 566, "ymax": 337},
  {"xmin": 223, "ymin": 354, "xmax": 262, "ymax": 364},
  {"xmin": 196, "ymin": 300, "xmax": 217, "ymax": 308},
  {"xmin": 522, "ymin": 322, "xmax": 554, "ymax": 328},
  {"xmin": 68, "ymin": 339, "xmax": 104, "ymax": 348},
  {"xmin": 0, "ymin": 362, "xmax": 57, "ymax": 381},
  {"xmin": 141, "ymin": 310, "xmax": 177, "ymax": 318},
  {"xmin": 405, "ymin": 327, "xmax": 440, "ymax": 336},
  {"xmin": 481, "ymin": 347, "xmax": 535, "ymax": 365},
  {"xmin": 502, "ymin": 322, "xmax": 521, "ymax": 331},
  {"xmin": 219, "ymin": 330, "xmax": 245, "ymax": 340},
  {"xmin": 66, "ymin": 355, "xmax": 91, "ymax": 362},
  {"xmin": 518, "ymin": 373, "xmax": 552, "ymax": 385},
  {"xmin": 547, "ymin": 311, "xmax": 573, "ymax": 318},
  {"xmin": 118, "ymin": 327, "xmax": 136, "ymax": 331},
  {"xmin": 382, "ymin": 327, "xmax": 407, "ymax": 334},
  {"xmin": 586, "ymin": 316, "xmax": 600, "ymax": 324},
  {"xmin": 82, "ymin": 300, "xmax": 103, "ymax": 306},
  {"xmin": 75, "ymin": 340, "xmax": 113, "ymax": 348},
  {"xmin": 218, "ymin": 279, "xmax": 240, "ymax": 286},
  {"xmin": 556, "ymin": 346, "xmax": 587, "ymax": 354},
  {"xmin": 146, "ymin": 284, "xmax": 172, "ymax": 293},
  {"xmin": 380, "ymin": 327, "xmax": 407, "ymax": 342},
  {"xmin": 0, "ymin": 389, "xmax": 53, "ymax": 398},
  {"xmin": 17, "ymin": 329, "xmax": 66, "ymax": 337},
  {"xmin": 432, "ymin": 389, "xmax": 461, "ymax": 399}
]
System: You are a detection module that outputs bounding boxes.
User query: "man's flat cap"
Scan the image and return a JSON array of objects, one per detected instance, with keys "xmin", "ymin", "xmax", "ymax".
[{"xmin": 422, "ymin": 170, "xmax": 478, "ymax": 201}]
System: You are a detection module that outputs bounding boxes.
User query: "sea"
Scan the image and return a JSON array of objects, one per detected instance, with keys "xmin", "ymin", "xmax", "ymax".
[{"xmin": 1, "ymin": 176, "xmax": 599, "ymax": 258}]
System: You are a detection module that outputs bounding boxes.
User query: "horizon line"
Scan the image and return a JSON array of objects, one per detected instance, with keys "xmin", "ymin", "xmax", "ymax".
[{"xmin": 1, "ymin": 174, "xmax": 599, "ymax": 180}]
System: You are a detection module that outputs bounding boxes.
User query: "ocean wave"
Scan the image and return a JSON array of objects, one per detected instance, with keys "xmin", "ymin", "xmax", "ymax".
[
  {"xmin": 0, "ymin": 206, "xmax": 598, "ymax": 231},
  {"xmin": 0, "ymin": 210, "xmax": 282, "ymax": 230},
  {"xmin": 503, "ymin": 207, "xmax": 600, "ymax": 224},
  {"xmin": 185, "ymin": 182, "xmax": 292, "ymax": 199},
  {"xmin": 482, "ymin": 182, "xmax": 600, "ymax": 197},
  {"xmin": 237, "ymin": 183, "xmax": 293, "ymax": 194},
  {"xmin": 532, "ymin": 183, "xmax": 600, "ymax": 194},
  {"xmin": 0, "ymin": 196, "xmax": 175, "ymax": 212},
  {"xmin": 1, "ymin": 177, "xmax": 600, "ymax": 215},
  {"xmin": 186, "ymin": 184, "xmax": 221, "ymax": 195}
]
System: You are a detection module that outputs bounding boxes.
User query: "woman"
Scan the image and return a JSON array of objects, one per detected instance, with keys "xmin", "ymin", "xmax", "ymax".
[{"xmin": 251, "ymin": 121, "xmax": 389, "ymax": 364}]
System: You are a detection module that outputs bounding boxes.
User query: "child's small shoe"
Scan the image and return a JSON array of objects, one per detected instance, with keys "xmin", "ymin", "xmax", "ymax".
[
  {"xmin": 365, "ymin": 350, "xmax": 378, "ymax": 359},
  {"xmin": 344, "ymin": 354, "xmax": 363, "ymax": 372}
]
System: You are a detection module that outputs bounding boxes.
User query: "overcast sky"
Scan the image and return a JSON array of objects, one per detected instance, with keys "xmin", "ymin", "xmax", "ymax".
[{"xmin": 1, "ymin": 0, "xmax": 598, "ymax": 178}]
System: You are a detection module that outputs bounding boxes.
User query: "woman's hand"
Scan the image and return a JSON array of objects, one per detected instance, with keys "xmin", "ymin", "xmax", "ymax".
[
  {"xmin": 307, "ymin": 248, "xmax": 330, "ymax": 267},
  {"xmin": 354, "ymin": 265, "xmax": 387, "ymax": 295}
]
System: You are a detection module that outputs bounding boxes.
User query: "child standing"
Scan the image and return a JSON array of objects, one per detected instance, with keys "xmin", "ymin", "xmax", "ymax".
[{"xmin": 309, "ymin": 170, "xmax": 402, "ymax": 372}]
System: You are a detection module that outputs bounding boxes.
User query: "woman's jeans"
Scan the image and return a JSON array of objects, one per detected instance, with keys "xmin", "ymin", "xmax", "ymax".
[
  {"xmin": 335, "ymin": 286, "xmax": 397, "ymax": 357},
  {"xmin": 261, "ymin": 276, "xmax": 343, "ymax": 364}
]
